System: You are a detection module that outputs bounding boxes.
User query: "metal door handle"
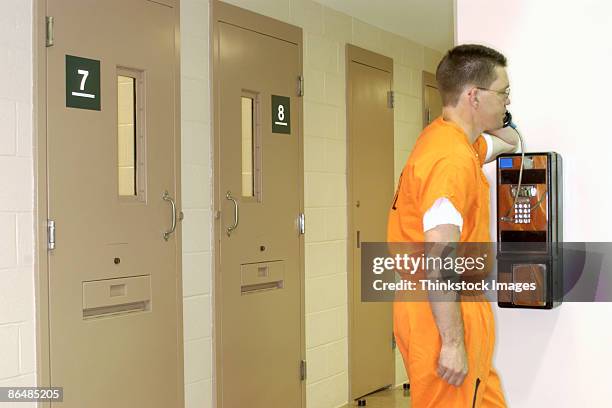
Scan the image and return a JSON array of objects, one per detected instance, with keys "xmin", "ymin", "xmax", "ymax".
[
  {"xmin": 226, "ymin": 191, "xmax": 239, "ymax": 236},
  {"xmin": 162, "ymin": 191, "xmax": 176, "ymax": 241}
]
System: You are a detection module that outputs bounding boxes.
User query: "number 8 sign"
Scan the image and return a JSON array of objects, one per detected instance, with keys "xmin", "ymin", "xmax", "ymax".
[{"xmin": 271, "ymin": 95, "xmax": 291, "ymax": 134}]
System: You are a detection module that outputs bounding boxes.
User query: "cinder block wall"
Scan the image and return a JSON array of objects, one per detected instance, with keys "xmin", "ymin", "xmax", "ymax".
[
  {"xmin": 180, "ymin": 0, "xmax": 214, "ymax": 406},
  {"xmin": 0, "ymin": 0, "xmax": 37, "ymax": 403},
  {"xmin": 179, "ymin": 0, "xmax": 443, "ymax": 407}
]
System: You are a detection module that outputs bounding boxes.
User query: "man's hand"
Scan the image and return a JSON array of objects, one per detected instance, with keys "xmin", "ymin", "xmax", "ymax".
[{"xmin": 438, "ymin": 340, "xmax": 469, "ymax": 387}]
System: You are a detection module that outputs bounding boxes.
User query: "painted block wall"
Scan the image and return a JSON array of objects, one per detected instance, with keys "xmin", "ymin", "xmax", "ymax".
[
  {"xmin": 180, "ymin": 0, "xmax": 214, "ymax": 406},
  {"xmin": 0, "ymin": 3, "xmax": 37, "ymax": 408}
]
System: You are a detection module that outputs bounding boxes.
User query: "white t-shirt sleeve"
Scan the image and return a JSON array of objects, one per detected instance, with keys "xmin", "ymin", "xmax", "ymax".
[
  {"xmin": 482, "ymin": 133, "xmax": 494, "ymax": 162},
  {"xmin": 482, "ymin": 132, "xmax": 522, "ymax": 161},
  {"xmin": 422, "ymin": 197, "xmax": 464, "ymax": 233}
]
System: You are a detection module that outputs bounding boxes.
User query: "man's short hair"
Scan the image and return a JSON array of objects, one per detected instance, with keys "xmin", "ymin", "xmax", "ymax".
[{"xmin": 436, "ymin": 44, "xmax": 507, "ymax": 107}]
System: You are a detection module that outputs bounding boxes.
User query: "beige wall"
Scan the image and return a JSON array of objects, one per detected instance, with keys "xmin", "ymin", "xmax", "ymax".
[
  {"xmin": 180, "ymin": 0, "xmax": 213, "ymax": 407},
  {"xmin": 0, "ymin": 0, "xmax": 37, "ymax": 402},
  {"xmin": 180, "ymin": 0, "xmax": 443, "ymax": 407}
]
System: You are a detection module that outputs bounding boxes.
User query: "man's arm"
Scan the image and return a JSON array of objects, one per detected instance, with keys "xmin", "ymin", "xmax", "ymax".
[
  {"xmin": 424, "ymin": 223, "xmax": 468, "ymax": 387},
  {"xmin": 484, "ymin": 127, "xmax": 520, "ymax": 163}
]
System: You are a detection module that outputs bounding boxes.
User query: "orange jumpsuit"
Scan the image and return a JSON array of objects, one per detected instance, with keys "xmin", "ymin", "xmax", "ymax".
[{"xmin": 388, "ymin": 117, "xmax": 507, "ymax": 407}]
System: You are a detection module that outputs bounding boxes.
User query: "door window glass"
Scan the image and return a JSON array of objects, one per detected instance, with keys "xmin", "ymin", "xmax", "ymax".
[
  {"xmin": 241, "ymin": 96, "xmax": 254, "ymax": 197},
  {"xmin": 241, "ymin": 92, "xmax": 261, "ymax": 200},
  {"xmin": 117, "ymin": 68, "xmax": 145, "ymax": 200}
]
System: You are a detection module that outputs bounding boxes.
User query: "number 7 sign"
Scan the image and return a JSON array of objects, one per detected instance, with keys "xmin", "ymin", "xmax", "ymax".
[{"xmin": 66, "ymin": 55, "xmax": 101, "ymax": 110}]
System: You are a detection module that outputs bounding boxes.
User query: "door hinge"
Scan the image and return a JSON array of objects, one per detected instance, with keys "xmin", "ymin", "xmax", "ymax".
[
  {"xmin": 46, "ymin": 16, "xmax": 54, "ymax": 47},
  {"xmin": 298, "ymin": 213, "xmax": 305, "ymax": 235},
  {"xmin": 300, "ymin": 360, "xmax": 307, "ymax": 381},
  {"xmin": 47, "ymin": 219, "xmax": 56, "ymax": 250},
  {"xmin": 297, "ymin": 75, "xmax": 304, "ymax": 97},
  {"xmin": 387, "ymin": 90, "xmax": 395, "ymax": 109},
  {"xmin": 392, "ymin": 333, "xmax": 397, "ymax": 350}
]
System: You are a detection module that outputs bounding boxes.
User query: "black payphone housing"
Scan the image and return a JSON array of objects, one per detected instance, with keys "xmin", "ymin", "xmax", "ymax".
[{"xmin": 496, "ymin": 152, "xmax": 563, "ymax": 309}]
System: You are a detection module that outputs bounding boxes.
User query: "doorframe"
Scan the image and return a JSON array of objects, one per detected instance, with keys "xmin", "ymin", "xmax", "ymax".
[
  {"xmin": 346, "ymin": 44, "xmax": 394, "ymax": 401},
  {"xmin": 34, "ymin": 2, "xmax": 184, "ymax": 406},
  {"xmin": 210, "ymin": 1, "xmax": 305, "ymax": 407},
  {"xmin": 34, "ymin": 3, "xmax": 51, "ymax": 405}
]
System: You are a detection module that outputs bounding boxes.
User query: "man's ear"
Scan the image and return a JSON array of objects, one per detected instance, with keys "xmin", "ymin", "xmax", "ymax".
[{"xmin": 467, "ymin": 87, "xmax": 479, "ymax": 108}]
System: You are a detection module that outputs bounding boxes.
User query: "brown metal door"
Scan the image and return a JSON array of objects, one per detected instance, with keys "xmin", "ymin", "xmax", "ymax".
[
  {"xmin": 46, "ymin": 1, "xmax": 182, "ymax": 407},
  {"xmin": 213, "ymin": 3, "xmax": 304, "ymax": 407},
  {"xmin": 347, "ymin": 45, "xmax": 395, "ymax": 400}
]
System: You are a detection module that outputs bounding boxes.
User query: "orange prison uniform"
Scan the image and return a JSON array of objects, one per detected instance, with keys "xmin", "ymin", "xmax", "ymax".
[{"xmin": 388, "ymin": 117, "xmax": 507, "ymax": 407}]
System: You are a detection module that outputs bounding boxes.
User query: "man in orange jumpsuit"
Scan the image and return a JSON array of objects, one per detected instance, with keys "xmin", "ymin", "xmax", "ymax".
[{"xmin": 388, "ymin": 44, "xmax": 520, "ymax": 407}]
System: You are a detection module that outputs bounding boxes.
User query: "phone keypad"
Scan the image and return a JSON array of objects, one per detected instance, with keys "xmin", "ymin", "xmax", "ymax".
[{"xmin": 514, "ymin": 202, "xmax": 531, "ymax": 224}]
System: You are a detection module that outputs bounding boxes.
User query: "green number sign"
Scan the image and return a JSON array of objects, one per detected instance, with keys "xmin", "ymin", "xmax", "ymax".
[
  {"xmin": 271, "ymin": 95, "xmax": 291, "ymax": 134},
  {"xmin": 66, "ymin": 55, "xmax": 101, "ymax": 111}
]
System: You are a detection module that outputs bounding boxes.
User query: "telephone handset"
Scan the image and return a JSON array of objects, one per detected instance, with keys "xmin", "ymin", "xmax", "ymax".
[
  {"xmin": 500, "ymin": 110, "xmax": 524, "ymax": 222},
  {"xmin": 503, "ymin": 110, "xmax": 517, "ymax": 129}
]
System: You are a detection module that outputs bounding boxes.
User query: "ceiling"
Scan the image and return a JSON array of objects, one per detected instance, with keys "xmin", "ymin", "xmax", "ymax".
[{"xmin": 315, "ymin": 0, "xmax": 455, "ymax": 52}]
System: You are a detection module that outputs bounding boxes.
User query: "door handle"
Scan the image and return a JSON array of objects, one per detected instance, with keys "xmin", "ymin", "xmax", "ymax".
[
  {"xmin": 226, "ymin": 191, "xmax": 239, "ymax": 236},
  {"xmin": 162, "ymin": 191, "xmax": 177, "ymax": 241}
]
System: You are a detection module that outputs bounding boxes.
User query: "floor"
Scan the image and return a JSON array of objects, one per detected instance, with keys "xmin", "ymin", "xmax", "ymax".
[{"xmin": 345, "ymin": 386, "xmax": 412, "ymax": 408}]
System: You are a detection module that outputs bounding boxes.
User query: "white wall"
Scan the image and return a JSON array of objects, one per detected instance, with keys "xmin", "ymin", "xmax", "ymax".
[
  {"xmin": 180, "ymin": 1, "xmax": 214, "ymax": 407},
  {"xmin": 0, "ymin": 0, "xmax": 37, "ymax": 403},
  {"xmin": 457, "ymin": 1, "xmax": 612, "ymax": 406}
]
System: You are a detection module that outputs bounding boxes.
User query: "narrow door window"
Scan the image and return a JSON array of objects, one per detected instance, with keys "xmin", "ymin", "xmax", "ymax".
[
  {"xmin": 117, "ymin": 68, "xmax": 145, "ymax": 200},
  {"xmin": 241, "ymin": 91, "xmax": 261, "ymax": 200}
]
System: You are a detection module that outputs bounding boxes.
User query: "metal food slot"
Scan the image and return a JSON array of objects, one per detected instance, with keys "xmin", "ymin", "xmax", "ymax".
[{"xmin": 496, "ymin": 152, "xmax": 563, "ymax": 309}]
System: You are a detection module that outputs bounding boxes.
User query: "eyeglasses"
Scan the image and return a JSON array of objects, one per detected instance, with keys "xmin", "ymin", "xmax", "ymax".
[{"xmin": 476, "ymin": 87, "xmax": 510, "ymax": 99}]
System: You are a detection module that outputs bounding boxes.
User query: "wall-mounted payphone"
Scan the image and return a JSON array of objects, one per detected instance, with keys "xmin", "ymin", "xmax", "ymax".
[{"xmin": 496, "ymin": 152, "xmax": 563, "ymax": 309}]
